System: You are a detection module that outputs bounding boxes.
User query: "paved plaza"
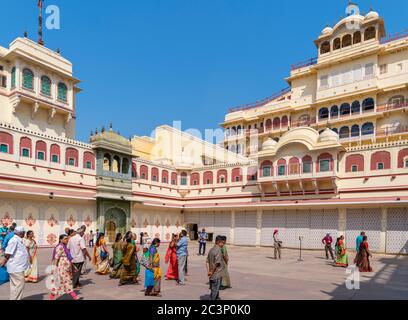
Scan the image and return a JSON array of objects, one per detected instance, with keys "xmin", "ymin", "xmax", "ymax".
[{"xmin": 1, "ymin": 243, "xmax": 407, "ymax": 300}]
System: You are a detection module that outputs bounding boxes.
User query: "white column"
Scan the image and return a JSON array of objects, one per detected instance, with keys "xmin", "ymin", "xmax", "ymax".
[
  {"xmin": 338, "ymin": 207, "xmax": 346, "ymax": 236},
  {"xmin": 256, "ymin": 209, "xmax": 262, "ymax": 247},
  {"xmin": 380, "ymin": 207, "xmax": 387, "ymax": 253},
  {"xmin": 230, "ymin": 210, "xmax": 235, "ymax": 245}
]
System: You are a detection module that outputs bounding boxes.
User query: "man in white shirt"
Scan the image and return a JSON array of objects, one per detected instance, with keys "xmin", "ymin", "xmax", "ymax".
[
  {"xmin": 68, "ymin": 226, "xmax": 91, "ymax": 288},
  {"xmin": 0, "ymin": 226, "xmax": 30, "ymax": 300}
]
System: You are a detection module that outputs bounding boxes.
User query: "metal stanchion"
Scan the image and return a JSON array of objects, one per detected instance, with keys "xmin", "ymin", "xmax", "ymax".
[{"xmin": 298, "ymin": 236, "xmax": 304, "ymax": 261}]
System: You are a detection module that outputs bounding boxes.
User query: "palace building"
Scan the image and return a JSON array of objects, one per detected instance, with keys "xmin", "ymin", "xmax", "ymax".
[{"xmin": 0, "ymin": 6, "xmax": 407, "ymax": 254}]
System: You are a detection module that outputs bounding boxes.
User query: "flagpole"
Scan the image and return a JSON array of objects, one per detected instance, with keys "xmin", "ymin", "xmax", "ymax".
[{"xmin": 38, "ymin": 0, "xmax": 44, "ymax": 45}]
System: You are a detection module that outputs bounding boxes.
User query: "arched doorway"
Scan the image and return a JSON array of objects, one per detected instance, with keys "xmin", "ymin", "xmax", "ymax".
[{"xmin": 104, "ymin": 207, "xmax": 127, "ymax": 243}]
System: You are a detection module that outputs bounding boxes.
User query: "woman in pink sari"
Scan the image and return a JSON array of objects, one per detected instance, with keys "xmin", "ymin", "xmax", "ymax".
[{"xmin": 165, "ymin": 234, "xmax": 179, "ymax": 281}]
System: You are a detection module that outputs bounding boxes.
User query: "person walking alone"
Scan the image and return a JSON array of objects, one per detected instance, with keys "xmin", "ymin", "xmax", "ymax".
[
  {"xmin": 206, "ymin": 236, "xmax": 226, "ymax": 301},
  {"xmin": 0, "ymin": 226, "xmax": 30, "ymax": 300},
  {"xmin": 176, "ymin": 230, "xmax": 188, "ymax": 285},
  {"xmin": 273, "ymin": 229, "xmax": 282, "ymax": 260},
  {"xmin": 198, "ymin": 229, "xmax": 207, "ymax": 256},
  {"xmin": 322, "ymin": 233, "xmax": 335, "ymax": 261}
]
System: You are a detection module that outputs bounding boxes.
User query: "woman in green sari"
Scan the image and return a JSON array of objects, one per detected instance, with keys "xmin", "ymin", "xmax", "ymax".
[
  {"xmin": 220, "ymin": 236, "xmax": 231, "ymax": 289},
  {"xmin": 335, "ymin": 235, "xmax": 349, "ymax": 267},
  {"xmin": 119, "ymin": 233, "xmax": 138, "ymax": 286},
  {"xmin": 109, "ymin": 233, "xmax": 123, "ymax": 279}
]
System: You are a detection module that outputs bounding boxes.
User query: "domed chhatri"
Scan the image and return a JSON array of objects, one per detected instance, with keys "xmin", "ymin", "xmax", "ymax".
[
  {"xmin": 319, "ymin": 128, "xmax": 339, "ymax": 142},
  {"xmin": 321, "ymin": 25, "xmax": 333, "ymax": 35},
  {"xmin": 365, "ymin": 9, "xmax": 379, "ymax": 20},
  {"xmin": 262, "ymin": 137, "xmax": 278, "ymax": 151}
]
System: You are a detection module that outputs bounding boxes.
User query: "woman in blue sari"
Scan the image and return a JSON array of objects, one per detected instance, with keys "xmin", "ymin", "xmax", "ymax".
[{"xmin": 141, "ymin": 244, "xmax": 155, "ymax": 296}]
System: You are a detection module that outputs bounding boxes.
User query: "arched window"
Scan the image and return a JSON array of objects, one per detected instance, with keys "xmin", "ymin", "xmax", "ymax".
[
  {"xmin": 351, "ymin": 125, "xmax": 360, "ymax": 137},
  {"xmin": 65, "ymin": 148, "xmax": 79, "ymax": 167},
  {"xmin": 320, "ymin": 41, "xmax": 331, "ymax": 54},
  {"xmin": 103, "ymin": 153, "xmax": 111, "ymax": 171},
  {"xmin": 58, "ymin": 82, "xmax": 68, "ymax": 102},
  {"xmin": 332, "ymin": 128, "xmax": 338, "ymax": 134},
  {"xmin": 131, "ymin": 163, "xmax": 137, "ymax": 178},
  {"xmin": 151, "ymin": 167, "xmax": 159, "ymax": 182},
  {"xmin": 261, "ymin": 160, "xmax": 272, "ymax": 177},
  {"xmin": 339, "ymin": 126, "xmax": 350, "ymax": 139},
  {"xmin": 237, "ymin": 125, "xmax": 242, "ymax": 135},
  {"xmin": 342, "ymin": 34, "xmax": 352, "ymax": 48},
  {"xmin": 281, "ymin": 116, "xmax": 289, "ymax": 128},
  {"xmin": 231, "ymin": 127, "xmax": 236, "ymax": 136},
  {"xmin": 317, "ymin": 153, "xmax": 333, "ymax": 172},
  {"xmin": 319, "ymin": 108, "xmax": 329, "ymax": 119},
  {"xmin": 161, "ymin": 170, "xmax": 169, "ymax": 184},
  {"xmin": 364, "ymin": 27, "xmax": 376, "ymax": 41},
  {"xmin": 388, "ymin": 95, "xmax": 405, "ymax": 108},
  {"xmin": 217, "ymin": 170, "xmax": 228, "ymax": 184},
  {"xmin": 340, "ymin": 103, "xmax": 350, "ymax": 116},
  {"xmin": 35, "ymin": 140, "xmax": 47, "ymax": 160},
  {"xmin": 41, "ymin": 76, "xmax": 51, "ymax": 96},
  {"xmin": 351, "ymin": 101, "xmax": 361, "ymax": 114},
  {"xmin": 23, "ymin": 68, "xmax": 34, "ymax": 90},
  {"xmin": 50, "ymin": 144, "xmax": 60, "ymax": 163},
  {"xmin": 346, "ymin": 154, "xmax": 364, "ymax": 172},
  {"xmin": 302, "ymin": 155, "xmax": 313, "ymax": 173},
  {"xmin": 330, "ymin": 105, "xmax": 339, "ymax": 118},
  {"xmin": 247, "ymin": 166, "xmax": 258, "ymax": 181},
  {"xmin": 20, "ymin": 137, "xmax": 32, "ymax": 158},
  {"xmin": 180, "ymin": 172, "xmax": 188, "ymax": 185},
  {"xmin": 171, "ymin": 172, "xmax": 178, "ymax": 185},
  {"xmin": 121, "ymin": 158, "xmax": 129, "ymax": 174},
  {"xmin": 371, "ymin": 151, "xmax": 391, "ymax": 170},
  {"xmin": 297, "ymin": 114, "xmax": 310, "ymax": 126},
  {"xmin": 230, "ymin": 145, "xmax": 236, "ymax": 153},
  {"xmin": 265, "ymin": 119, "xmax": 272, "ymax": 130},
  {"xmin": 140, "ymin": 165, "xmax": 148, "ymax": 180},
  {"xmin": 273, "ymin": 117, "xmax": 280, "ymax": 130},
  {"xmin": 288, "ymin": 157, "xmax": 300, "ymax": 175},
  {"xmin": 333, "ymin": 38, "xmax": 341, "ymax": 50},
  {"xmin": 112, "ymin": 156, "xmax": 120, "ymax": 173},
  {"xmin": 277, "ymin": 159, "xmax": 287, "ymax": 176},
  {"xmin": 83, "ymin": 152, "xmax": 95, "ymax": 170},
  {"xmin": 397, "ymin": 149, "xmax": 408, "ymax": 168},
  {"xmin": 203, "ymin": 171, "xmax": 213, "ymax": 185},
  {"xmin": 362, "ymin": 98, "xmax": 375, "ymax": 112},
  {"xmin": 231, "ymin": 168, "xmax": 242, "ymax": 182},
  {"xmin": 190, "ymin": 173, "xmax": 199, "ymax": 186},
  {"xmin": 361, "ymin": 122, "xmax": 374, "ymax": 135},
  {"xmin": 11, "ymin": 67, "xmax": 16, "ymax": 88},
  {"xmin": 353, "ymin": 31, "xmax": 362, "ymax": 44}
]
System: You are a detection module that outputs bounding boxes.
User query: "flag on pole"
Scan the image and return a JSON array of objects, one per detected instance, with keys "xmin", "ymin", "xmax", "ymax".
[{"xmin": 38, "ymin": 0, "xmax": 43, "ymax": 9}]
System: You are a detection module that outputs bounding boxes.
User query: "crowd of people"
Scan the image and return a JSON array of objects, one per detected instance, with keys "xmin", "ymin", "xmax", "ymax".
[{"xmin": 0, "ymin": 220, "xmax": 373, "ymax": 301}]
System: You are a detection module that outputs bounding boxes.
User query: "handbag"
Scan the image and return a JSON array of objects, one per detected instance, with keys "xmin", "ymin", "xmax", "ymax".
[{"xmin": 100, "ymin": 250, "xmax": 108, "ymax": 260}]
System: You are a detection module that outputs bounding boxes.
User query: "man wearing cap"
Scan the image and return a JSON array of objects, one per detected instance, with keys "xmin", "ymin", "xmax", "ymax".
[
  {"xmin": 68, "ymin": 226, "xmax": 91, "ymax": 288},
  {"xmin": 0, "ymin": 226, "xmax": 30, "ymax": 300}
]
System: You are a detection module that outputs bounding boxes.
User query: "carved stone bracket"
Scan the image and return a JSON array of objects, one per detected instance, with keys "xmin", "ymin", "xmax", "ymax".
[
  {"xmin": 31, "ymin": 102, "xmax": 40, "ymax": 119},
  {"xmin": 12, "ymin": 95, "xmax": 21, "ymax": 114},
  {"xmin": 48, "ymin": 107, "xmax": 56, "ymax": 124},
  {"xmin": 64, "ymin": 112, "xmax": 72, "ymax": 128},
  {"xmin": 311, "ymin": 179, "xmax": 319, "ymax": 195}
]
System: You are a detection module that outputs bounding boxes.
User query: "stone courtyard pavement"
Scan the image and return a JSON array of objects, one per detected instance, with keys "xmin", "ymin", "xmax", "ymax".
[{"xmin": 1, "ymin": 243, "xmax": 407, "ymax": 300}]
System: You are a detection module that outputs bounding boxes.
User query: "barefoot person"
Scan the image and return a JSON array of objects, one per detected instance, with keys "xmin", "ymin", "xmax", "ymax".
[
  {"xmin": 49, "ymin": 234, "xmax": 81, "ymax": 300},
  {"xmin": 335, "ymin": 235, "xmax": 349, "ymax": 267},
  {"xmin": 206, "ymin": 235, "xmax": 226, "ymax": 301},
  {"xmin": 93, "ymin": 233, "xmax": 110, "ymax": 275},
  {"xmin": 165, "ymin": 234, "xmax": 178, "ymax": 281},
  {"xmin": 354, "ymin": 235, "xmax": 373, "ymax": 272},
  {"xmin": 24, "ymin": 230, "xmax": 39, "ymax": 283}
]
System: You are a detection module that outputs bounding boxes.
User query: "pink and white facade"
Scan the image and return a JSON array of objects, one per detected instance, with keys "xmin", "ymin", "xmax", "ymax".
[{"xmin": 0, "ymin": 7, "xmax": 408, "ymax": 254}]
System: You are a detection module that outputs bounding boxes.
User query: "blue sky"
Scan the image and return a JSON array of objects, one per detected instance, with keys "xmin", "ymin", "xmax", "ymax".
[{"xmin": 2, "ymin": 0, "xmax": 408, "ymax": 142}]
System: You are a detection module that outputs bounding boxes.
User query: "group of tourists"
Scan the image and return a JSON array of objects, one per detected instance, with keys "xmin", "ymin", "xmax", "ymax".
[{"xmin": 321, "ymin": 231, "xmax": 373, "ymax": 272}]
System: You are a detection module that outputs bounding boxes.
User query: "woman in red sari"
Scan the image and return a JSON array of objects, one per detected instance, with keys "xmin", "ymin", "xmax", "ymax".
[
  {"xmin": 165, "ymin": 234, "xmax": 179, "ymax": 281},
  {"xmin": 354, "ymin": 236, "xmax": 373, "ymax": 272}
]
